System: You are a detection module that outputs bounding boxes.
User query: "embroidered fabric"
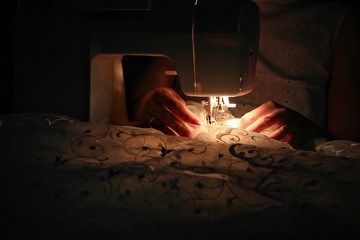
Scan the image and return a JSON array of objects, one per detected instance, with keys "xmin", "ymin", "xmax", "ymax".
[{"xmin": 1, "ymin": 113, "xmax": 360, "ymax": 240}]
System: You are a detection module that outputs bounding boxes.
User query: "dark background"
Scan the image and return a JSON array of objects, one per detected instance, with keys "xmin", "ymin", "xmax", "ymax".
[
  {"xmin": 1, "ymin": 0, "xmax": 359, "ymax": 116},
  {"xmin": 0, "ymin": 0, "xmax": 17, "ymax": 114}
]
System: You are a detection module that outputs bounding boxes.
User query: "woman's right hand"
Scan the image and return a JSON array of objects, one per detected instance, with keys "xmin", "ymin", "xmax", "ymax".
[
  {"xmin": 130, "ymin": 87, "xmax": 202, "ymax": 137},
  {"xmin": 237, "ymin": 100, "xmax": 329, "ymax": 148}
]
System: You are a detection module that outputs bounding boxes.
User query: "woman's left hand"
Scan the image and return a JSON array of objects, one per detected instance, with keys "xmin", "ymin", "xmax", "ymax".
[{"xmin": 238, "ymin": 101, "xmax": 323, "ymax": 148}]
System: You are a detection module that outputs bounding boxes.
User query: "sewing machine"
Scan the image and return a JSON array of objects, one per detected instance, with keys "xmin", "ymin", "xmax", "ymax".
[{"xmin": 12, "ymin": 0, "xmax": 259, "ymax": 124}]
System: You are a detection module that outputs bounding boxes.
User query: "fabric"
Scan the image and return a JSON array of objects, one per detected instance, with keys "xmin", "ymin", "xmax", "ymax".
[{"xmin": 1, "ymin": 113, "xmax": 360, "ymax": 239}]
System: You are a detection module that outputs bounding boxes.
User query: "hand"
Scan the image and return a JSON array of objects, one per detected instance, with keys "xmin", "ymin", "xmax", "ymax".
[
  {"xmin": 130, "ymin": 87, "xmax": 202, "ymax": 137},
  {"xmin": 238, "ymin": 101, "xmax": 322, "ymax": 147}
]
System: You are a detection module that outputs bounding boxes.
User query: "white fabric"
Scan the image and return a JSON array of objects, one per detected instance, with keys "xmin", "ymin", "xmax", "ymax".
[{"xmin": 1, "ymin": 113, "xmax": 360, "ymax": 239}]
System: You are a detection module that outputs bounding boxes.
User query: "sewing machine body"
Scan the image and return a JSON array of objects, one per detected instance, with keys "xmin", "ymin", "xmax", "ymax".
[{"xmin": 13, "ymin": 0, "xmax": 259, "ymax": 124}]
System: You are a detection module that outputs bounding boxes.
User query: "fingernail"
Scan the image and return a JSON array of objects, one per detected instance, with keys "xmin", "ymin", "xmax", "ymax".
[
  {"xmin": 190, "ymin": 119, "xmax": 202, "ymax": 126},
  {"xmin": 178, "ymin": 130, "xmax": 191, "ymax": 138}
]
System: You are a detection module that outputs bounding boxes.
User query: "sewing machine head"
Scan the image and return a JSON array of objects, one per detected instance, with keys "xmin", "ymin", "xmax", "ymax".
[
  {"xmin": 12, "ymin": 0, "xmax": 259, "ymax": 124},
  {"xmin": 90, "ymin": 0, "xmax": 259, "ymax": 124}
]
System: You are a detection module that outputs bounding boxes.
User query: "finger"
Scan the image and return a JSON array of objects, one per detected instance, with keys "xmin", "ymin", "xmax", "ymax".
[
  {"xmin": 168, "ymin": 88, "xmax": 187, "ymax": 104},
  {"xmin": 161, "ymin": 110, "xmax": 193, "ymax": 137},
  {"xmin": 147, "ymin": 103, "xmax": 193, "ymax": 137},
  {"xmin": 268, "ymin": 124, "xmax": 291, "ymax": 140},
  {"xmin": 239, "ymin": 101, "xmax": 280, "ymax": 129},
  {"xmin": 245, "ymin": 107, "xmax": 289, "ymax": 133},
  {"xmin": 157, "ymin": 89, "xmax": 202, "ymax": 126},
  {"xmin": 146, "ymin": 116, "xmax": 177, "ymax": 136},
  {"xmin": 282, "ymin": 132, "xmax": 295, "ymax": 144}
]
